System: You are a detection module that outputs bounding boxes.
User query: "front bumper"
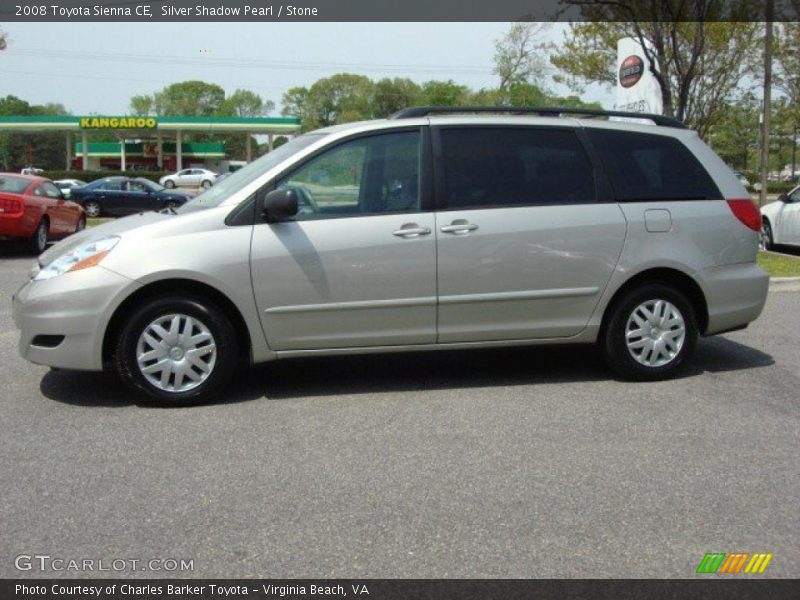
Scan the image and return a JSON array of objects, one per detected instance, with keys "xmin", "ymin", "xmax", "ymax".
[
  {"xmin": 698, "ymin": 262, "xmax": 770, "ymax": 335},
  {"xmin": 13, "ymin": 266, "xmax": 139, "ymax": 371}
]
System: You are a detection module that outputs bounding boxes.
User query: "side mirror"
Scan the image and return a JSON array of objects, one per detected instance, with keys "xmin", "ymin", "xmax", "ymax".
[
  {"xmin": 778, "ymin": 193, "xmax": 788, "ymax": 203},
  {"xmin": 262, "ymin": 188, "xmax": 298, "ymax": 222}
]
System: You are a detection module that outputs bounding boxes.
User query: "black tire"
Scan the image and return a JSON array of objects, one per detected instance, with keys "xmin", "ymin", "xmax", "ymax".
[
  {"xmin": 601, "ymin": 283, "xmax": 698, "ymax": 381},
  {"xmin": 201, "ymin": 179, "xmax": 212, "ymax": 189},
  {"xmin": 29, "ymin": 219, "xmax": 48, "ymax": 255},
  {"xmin": 761, "ymin": 220, "xmax": 774, "ymax": 251},
  {"xmin": 84, "ymin": 201, "xmax": 101, "ymax": 218},
  {"xmin": 75, "ymin": 216, "xmax": 86, "ymax": 233},
  {"xmin": 165, "ymin": 180, "xmax": 176, "ymax": 189},
  {"xmin": 115, "ymin": 295, "xmax": 238, "ymax": 406}
]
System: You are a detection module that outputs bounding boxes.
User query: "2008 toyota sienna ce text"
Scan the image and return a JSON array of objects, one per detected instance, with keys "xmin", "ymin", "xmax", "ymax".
[{"xmin": 12, "ymin": 107, "xmax": 769, "ymax": 405}]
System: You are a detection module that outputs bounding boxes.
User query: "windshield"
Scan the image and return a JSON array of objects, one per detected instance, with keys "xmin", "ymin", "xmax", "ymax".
[{"xmin": 178, "ymin": 133, "xmax": 326, "ymax": 213}]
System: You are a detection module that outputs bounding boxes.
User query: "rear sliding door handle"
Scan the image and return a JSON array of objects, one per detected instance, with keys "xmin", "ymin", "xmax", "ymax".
[
  {"xmin": 440, "ymin": 221, "xmax": 478, "ymax": 234},
  {"xmin": 393, "ymin": 225, "xmax": 431, "ymax": 238}
]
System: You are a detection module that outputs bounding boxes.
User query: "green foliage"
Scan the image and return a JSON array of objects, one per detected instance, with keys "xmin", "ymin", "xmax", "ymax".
[
  {"xmin": 152, "ymin": 81, "xmax": 226, "ymax": 117},
  {"xmin": 493, "ymin": 23, "xmax": 550, "ymax": 94},
  {"xmin": 281, "ymin": 73, "xmax": 374, "ymax": 131},
  {"xmin": 0, "ymin": 95, "xmax": 70, "ymax": 171},
  {"xmin": 220, "ymin": 89, "xmax": 275, "ymax": 117},
  {"xmin": 549, "ymin": 18, "xmax": 763, "ymax": 136},
  {"xmin": 372, "ymin": 78, "xmax": 422, "ymax": 117},
  {"xmin": 419, "ymin": 80, "xmax": 470, "ymax": 106}
]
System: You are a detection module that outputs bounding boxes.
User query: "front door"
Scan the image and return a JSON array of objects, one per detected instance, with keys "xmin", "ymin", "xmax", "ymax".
[
  {"xmin": 433, "ymin": 126, "xmax": 626, "ymax": 342},
  {"xmin": 780, "ymin": 188, "xmax": 800, "ymax": 245},
  {"xmin": 251, "ymin": 129, "xmax": 437, "ymax": 350}
]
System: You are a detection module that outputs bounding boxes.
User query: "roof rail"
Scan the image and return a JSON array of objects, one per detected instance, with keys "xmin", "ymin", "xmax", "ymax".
[{"xmin": 388, "ymin": 106, "xmax": 687, "ymax": 129}]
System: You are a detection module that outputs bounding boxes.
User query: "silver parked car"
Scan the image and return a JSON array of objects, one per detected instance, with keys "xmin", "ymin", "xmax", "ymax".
[
  {"xmin": 13, "ymin": 107, "xmax": 769, "ymax": 405},
  {"xmin": 159, "ymin": 168, "xmax": 218, "ymax": 189}
]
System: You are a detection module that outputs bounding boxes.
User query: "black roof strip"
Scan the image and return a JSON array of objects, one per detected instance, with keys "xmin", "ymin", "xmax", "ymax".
[{"xmin": 388, "ymin": 106, "xmax": 687, "ymax": 129}]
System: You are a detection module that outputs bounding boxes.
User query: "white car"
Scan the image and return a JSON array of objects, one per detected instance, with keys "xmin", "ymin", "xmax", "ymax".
[
  {"xmin": 159, "ymin": 168, "xmax": 218, "ymax": 189},
  {"xmin": 53, "ymin": 178, "xmax": 87, "ymax": 198},
  {"xmin": 761, "ymin": 186, "xmax": 800, "ymax": 249},
  {"xmin": 20, "ymin": 167, "xmax": 44, "ymax": 176}
]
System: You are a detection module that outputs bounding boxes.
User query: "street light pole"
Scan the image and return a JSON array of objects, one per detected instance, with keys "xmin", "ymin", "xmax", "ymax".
[{"xmin": 792, "ymin": 125, "xmax": 798, "ymax": 182}]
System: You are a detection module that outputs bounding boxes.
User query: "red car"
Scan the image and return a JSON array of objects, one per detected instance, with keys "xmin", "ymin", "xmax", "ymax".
[{"xmin": 0, "ymin": 173, "xmax": 86, "ymax": 254}]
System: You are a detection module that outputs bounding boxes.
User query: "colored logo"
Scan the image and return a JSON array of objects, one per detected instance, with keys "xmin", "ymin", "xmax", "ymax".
[
  {"xmin": 619, "ymin": 55, "xmax": 644, "ymax": 88},
  {"xmin": 80, "ymin": 117, "xmax": 157, "ymax": 129},
  {"xmin": 696, "ymin": 552, "xmax": 773, "ymax": 574}
]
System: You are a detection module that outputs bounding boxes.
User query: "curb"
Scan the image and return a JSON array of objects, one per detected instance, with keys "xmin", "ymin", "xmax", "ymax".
[{"xmin": 769, "ymin": 276, "xmax": 800, "ymax": 291}]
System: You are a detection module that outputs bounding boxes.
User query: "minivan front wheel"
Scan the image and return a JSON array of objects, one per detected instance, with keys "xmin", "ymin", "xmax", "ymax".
[
  {"xmin": 602, "ymin": 284, "xmax": 698, "ymax": 381},
  {"xmin": 116, "ymin": 295, "xmax": 238, "ymax": 405}
]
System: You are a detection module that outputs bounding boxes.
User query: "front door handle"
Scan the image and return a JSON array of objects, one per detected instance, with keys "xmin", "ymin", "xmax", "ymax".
[
  {"xmin": 393, "ymin": 224, "xmax": 431, "ymax": 238},
  {"xmin": 440, "ymin": 220, "xmax": 478, "ymax": 234}
]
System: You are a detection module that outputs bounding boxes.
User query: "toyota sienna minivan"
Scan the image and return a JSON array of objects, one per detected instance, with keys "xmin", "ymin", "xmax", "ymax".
[{"xmin": 13, "ymin": 107, "xmax": 769, "ymax": 405}]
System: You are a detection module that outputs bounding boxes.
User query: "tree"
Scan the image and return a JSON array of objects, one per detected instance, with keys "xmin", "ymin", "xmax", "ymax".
[
  {"xmin": 372, "ymin": 78, "xmax": 422, "ymax": 117},
  {"xmin": 281, "ymin": 73, "xmax": 374, "ymax": 130},
  {"xmin": 775, "ymin": 22, "xmax": 800, "ymax": 127},
  {"xmin": 419, "ymin": 80, "xmax": 469, "ymax": 106},
  {"xmin": 130, "ymin": 95, "xmax": 154, "ymax": 115},
  {"xmin": 0, "ymin": 95, "xmax": 69, "ymax": 170},
  {"xmin": 221, "ymin": 89, "xmax": 274, "ymax": 117},
  {"xmin": 135, "ymin": 81, "xmax": 226, "ymax": 116},
  {"xmin": 550, "ymin": 3, "xmax": 762, "ymax": 136},
  {"xmin": 493, "ymin": 22, "xmax": 550, "ymax": 100},
  {"xmin": 707, "ymin": 94, "xmax": 761, "ymax": 172}
]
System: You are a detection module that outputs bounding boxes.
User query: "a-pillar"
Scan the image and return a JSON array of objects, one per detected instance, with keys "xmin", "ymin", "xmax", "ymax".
[
  {"xmin": 65, "ymin": 132, "xmax": 72, "ymax": 169},
  {"xmin": 176, "ymin": 131, "xmax": 183, "ymax": 171},
  {"xmin": 81, "ymin": 131, "xmax": 89, "ymax": 171}
]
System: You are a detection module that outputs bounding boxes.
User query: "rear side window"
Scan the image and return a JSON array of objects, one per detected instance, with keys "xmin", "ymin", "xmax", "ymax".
[
  {"xmin": 438, "ymin": 128, "xmax": 596, "ymax": 209},
  {"xmin": 586, "ymin": 129, "xmax": 721, "ymax": 201}
]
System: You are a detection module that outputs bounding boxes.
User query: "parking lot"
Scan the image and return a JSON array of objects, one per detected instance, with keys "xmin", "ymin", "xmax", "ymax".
[{"xmin": 0, "ymin": 251, "xmax": 798, "ymax": 579}]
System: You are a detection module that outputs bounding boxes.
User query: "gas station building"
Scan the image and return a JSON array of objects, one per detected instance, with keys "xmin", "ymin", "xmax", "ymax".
[{"xmin": 0, "ymin": 115, "xmax": 301, "ymax": 171}]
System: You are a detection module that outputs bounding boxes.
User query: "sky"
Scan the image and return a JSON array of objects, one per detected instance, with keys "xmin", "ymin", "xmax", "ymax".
[{"xmin": 0, "ymin": 22, "xmax": 614, "ymax": 115}]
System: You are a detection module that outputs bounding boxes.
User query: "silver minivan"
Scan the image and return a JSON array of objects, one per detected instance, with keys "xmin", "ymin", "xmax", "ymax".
[{"xmin": 13, "ymin": 107, "xmax": 769, "ymax": 405}]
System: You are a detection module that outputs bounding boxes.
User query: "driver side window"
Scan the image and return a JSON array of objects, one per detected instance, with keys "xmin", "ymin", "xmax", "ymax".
[{"xmin": 277, "ymin": 131, "xmax": 420, "ymax": 220}]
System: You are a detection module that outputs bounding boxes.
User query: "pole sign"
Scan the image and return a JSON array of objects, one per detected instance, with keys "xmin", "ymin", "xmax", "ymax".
[
  {"xmin": 615, "ymin": 38, "xmax": 663, "ymax": 115},
  {"xmin": 80, "ymin": 116, "xmax": 158, "ymax": 129}
]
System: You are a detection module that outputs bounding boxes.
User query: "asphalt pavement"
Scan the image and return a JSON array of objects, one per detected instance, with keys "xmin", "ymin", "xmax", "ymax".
[{"xmin": 0, "ymin": 250, "xmax": 797, "ymax": 579}]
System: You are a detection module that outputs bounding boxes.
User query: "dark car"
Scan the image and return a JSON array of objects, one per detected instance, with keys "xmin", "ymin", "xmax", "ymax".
[{"xmin": 70, "ymin": 176, "xmax": 191, "ymax": 218}]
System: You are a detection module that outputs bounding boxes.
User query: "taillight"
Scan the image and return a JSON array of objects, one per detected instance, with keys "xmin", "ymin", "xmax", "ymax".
[
  {"xmin": 726, "ymin": 199, "xmax": 762, "ymax": 232},
  {"xmin": 0, "ymin": 196, "xmax": 23, "ymax": 215}
]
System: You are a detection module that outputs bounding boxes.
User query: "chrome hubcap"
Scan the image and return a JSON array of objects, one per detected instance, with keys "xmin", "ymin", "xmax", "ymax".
[
  {"xmin": 86, "ymin": 203, "xmax": 99, "ymax": 217},
  {"xmin": 37, "ymin": 224, "xmax": 47, "ymax": 248},
  {"xmin": 136, "ymin": 313, "xmax": 216, "ymax": 393},
  {"xmin": 625, "ymin": 299, "xmax": 686, "ymax": 368}
]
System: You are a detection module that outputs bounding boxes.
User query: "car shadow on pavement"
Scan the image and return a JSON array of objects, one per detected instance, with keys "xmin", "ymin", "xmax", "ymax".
[
  {"xmin": 238, "ymin": 336, "xmax": 774, "ymax": 402},
  {"xmin": 39, "ymin": 335, "xmax": 774, "ymax": 408}
]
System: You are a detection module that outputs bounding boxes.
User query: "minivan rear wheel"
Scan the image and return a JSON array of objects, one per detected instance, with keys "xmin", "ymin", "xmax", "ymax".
[
  {"xmin": 115, "ymin": 295, "xmax": 238, "ymax": 405},
  {"xmin": 602, "ymin": 283, "xmax": 698, "ymax": 381}
]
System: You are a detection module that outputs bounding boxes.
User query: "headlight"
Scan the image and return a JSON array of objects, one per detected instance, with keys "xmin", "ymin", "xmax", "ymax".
[{"xmin": 34, "ymin": 236, "xmax": 120, "ymax": 281}]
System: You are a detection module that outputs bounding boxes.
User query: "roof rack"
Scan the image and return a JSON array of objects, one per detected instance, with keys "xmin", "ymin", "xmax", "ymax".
[{"xmin": 388, "ymin": 106, "xmax": 687, "ymax": 129}]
